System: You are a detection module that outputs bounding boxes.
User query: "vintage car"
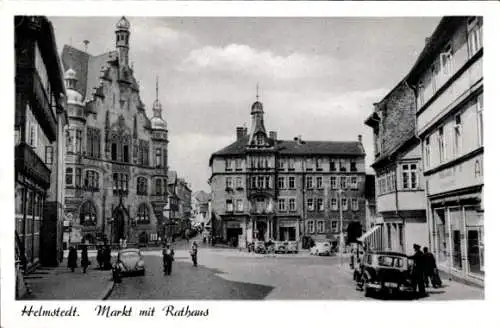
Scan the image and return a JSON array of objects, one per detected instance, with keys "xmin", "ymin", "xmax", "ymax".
[
  {"xmin": 254, "ymin": 241, "xmax": 267, "ymax": 254},
  {"xmin": 275, "ymin": 241, "xmax": 288, "ymax": 254},
  {"xmin": 286, "ymin": 241, "xmax": 299, "ymax": 254},
  {"xmin": 354, "ymin": 251, "xmax": 413, "ymax": 297},
  {"xmin": 114, "ymin": 248, "xmax": 145, "ymax": 276},
  {"xmin": 310, "ymin": 241, "xmax": 332, "ymax": 256}
]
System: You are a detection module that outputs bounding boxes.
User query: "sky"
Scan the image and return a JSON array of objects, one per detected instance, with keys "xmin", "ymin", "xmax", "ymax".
[{"xmin": 49, "ymin": 16, "xmax": 441, "ymax": 192}]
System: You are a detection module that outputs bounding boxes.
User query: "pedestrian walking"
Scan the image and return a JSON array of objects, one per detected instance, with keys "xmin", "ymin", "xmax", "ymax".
[
  {"xmin": 97, "ymin": 246, "xmax": 104, "ymax": 270},
  {"xmin": 67, "ymin": 246, "xmax": 78, "ymax": 272},
  {"xmin": 423, "ymin": 247, "xmax": 442, "ymax": 288},
  {"xmin": 103, "ymin": 243, "xmax": 112, "ymax": 270},
  {"xmin": 408, "ymin": 244, "xmax": 427, "ymax": 297},
  {"xmin": 191, "ymin": 241, "xmax": 198, "ymax": 267},
  {"xmin": 81, "ymin": 244, "xmax": 90, "ymax": 273},
  {"xmin": 162, "ymin": 244, "xmax": 174, "ymax": 275}
]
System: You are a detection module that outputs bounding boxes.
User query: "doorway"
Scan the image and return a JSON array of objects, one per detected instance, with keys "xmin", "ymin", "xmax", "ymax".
[
  {"xmin": 256, "ymin": 221, "xmax": 267, "ymax": 241},
  {"xmin": 112, "ymin": 210, "xmax": 125, "ymax": 244}
]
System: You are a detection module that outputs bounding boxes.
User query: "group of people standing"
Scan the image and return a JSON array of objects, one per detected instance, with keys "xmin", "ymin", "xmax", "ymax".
[
  {"xmin": 408, "ymin": 244, "xmax": 442, "ymax": 297},
  {"xmin": 67, "ymin": 242, "xmax": 113, "ymax": 273},
  {"xmin": 162, "ymin": 241, "xmax": 199, "ymax": 275}
]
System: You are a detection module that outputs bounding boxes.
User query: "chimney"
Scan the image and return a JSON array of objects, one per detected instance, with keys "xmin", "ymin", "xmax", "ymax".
[
  {"xmin": 294, "ymin": 135, "xmax": 302, "ymax": 145},
  {"xmin": 269, "ymin": 131, "xmax": 277, "ymax": 141},
  {"xmin": 358, "ymin": 134, "xmax": 363, "ymax": 143},
  {"xmin": 236, "ymin": 127, "xmax": 245, "ymax": 141}
]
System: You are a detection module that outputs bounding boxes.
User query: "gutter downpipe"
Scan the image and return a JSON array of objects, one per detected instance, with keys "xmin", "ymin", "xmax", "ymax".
[{"xmin": 393, "ymin": 159, "xmax": 405, "ymax": 254}]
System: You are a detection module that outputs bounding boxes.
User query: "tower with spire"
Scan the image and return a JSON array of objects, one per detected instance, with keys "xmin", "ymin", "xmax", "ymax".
[
  {"xmin": 115, "ymin": 16, "xmax": 130, "ymax": 68},
  {"xmin": 151, "ymin": 76, "xmax": 167, "ymax": 131},
  {"xmin": 248, "ymin": 84, "xmax": 270, "ymax": 147}
]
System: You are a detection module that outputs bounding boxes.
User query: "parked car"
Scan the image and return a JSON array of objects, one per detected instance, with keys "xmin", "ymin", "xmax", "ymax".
[
  {"xmin": 310, "ymin": 241, "xmax": 332, "ymax": 256},
  {"xmin": 114, "ymin": 248, "xmax": 145, "ymax": 276},
  {"xmin": 286, "ymin": 241, "xmax": 299, "ymax": 254},
  {"xmin": 254, "ymin": 241, "xmax": 267, "ymax": 254},
  {"xmin": 275, "ymin": 241, "xmax": 288, "ymax": 254},
  {"xmin": 354, "ymin": 251, "xmax": 413, "ymax": 297}
]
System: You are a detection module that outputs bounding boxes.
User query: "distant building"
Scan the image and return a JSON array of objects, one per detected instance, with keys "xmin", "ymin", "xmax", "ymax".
[
  {"xmin": 60, "ymin": 17, "xmax": 169, "ymax": 246},
  {"xmin": 192, "ymin": 190, "xmax": 210, "ymax": 227},
  {"xmin": 364, "ymin": 81, "xmax": 427, "ymax": 253},
  {"xmin": 209, "ymin": 95, "xmax": 367, "ymax": 248},
  {"xmin": 363, "ymin": 174, "xmax": 377, "ymax": 229},
  {"xmin": 15, "ymin": 16, "xmax": 67, "ymax": 271},
  {"xmin": 406, "ymin": 17, "xmax": 483, "ymax": 284}
]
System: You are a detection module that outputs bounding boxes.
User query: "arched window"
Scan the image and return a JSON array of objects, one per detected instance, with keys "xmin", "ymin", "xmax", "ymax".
[
  {"xmin": 80, "ymin": 201, "xmax": 97, "ymax": 226},
  {"xmin": 136, "ymin": 203, "xmax": 150, "ymax": 224},
  {"xmin": 137, "ymin": 177, "xmax": 148, "ymax": 195},
  {"xmin": 123, "ymin": 144, "xmax": 129, "ymax": 163}
]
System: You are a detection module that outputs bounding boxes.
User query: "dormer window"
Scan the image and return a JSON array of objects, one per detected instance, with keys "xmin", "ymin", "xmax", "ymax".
[{"xmin": 257, "ymin": 134, "xmax": 264, "ymax": 145}]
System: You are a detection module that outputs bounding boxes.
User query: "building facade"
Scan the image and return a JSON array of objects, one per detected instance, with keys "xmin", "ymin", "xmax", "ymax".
[
  {"xmin": 407, "ymin": 17, "xmax": 484, "ymax": 284},
  {"xmin": 364, "ymin": 174, "xmax": 377, "ymax": 229},
  {"xmin": 191, "ymin": 190, "xmax": 210, "ymax": 228},
  {"xmin": 15, "ymin": 16, "xmax": 67, "ymax": 270},
  {"xmin": 60, "ymin": 17, "xmax": 169, "ymax": 246},
  {"xmin": 209, "ymin": 96, "xmax": 366, "ymax": 248},
  {"xmin": 364, "ymin": 81, "xmax": 428, "ymax": 253}
]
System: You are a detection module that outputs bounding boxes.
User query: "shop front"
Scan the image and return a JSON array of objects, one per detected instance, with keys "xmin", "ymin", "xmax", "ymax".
[
  {"xmin": 426, "ymin": 153, "xmax": 484, "ymax": 284},
  {"xmin": 278, "ymin": 218, "xmax": 299, "ymax": 241},
  {"xmin": 223, "ymin": 219, "xmax": 243, "ymax": 247}
]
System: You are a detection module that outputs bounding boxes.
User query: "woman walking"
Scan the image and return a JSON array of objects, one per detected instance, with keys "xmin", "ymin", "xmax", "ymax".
[
  {"xmin": 191, "ymin": 241, "xmax": 198, "ymax": 267},
  {"xmin": 67, "ymin": 246, "xmax": 78, "ymax": 272},
  {"xmin": 81, "ymin": 244, "xmax": 90, "ymax": 273}
]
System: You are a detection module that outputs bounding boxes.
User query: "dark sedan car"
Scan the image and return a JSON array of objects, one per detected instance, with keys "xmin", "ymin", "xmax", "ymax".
[{"xmin": 354, "ymin": 251, "xmax": 413, "ymax": 297}]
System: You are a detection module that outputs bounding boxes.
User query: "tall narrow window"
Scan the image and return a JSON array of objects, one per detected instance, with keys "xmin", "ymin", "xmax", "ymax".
[
  {"xmin": 45, "ymin": 146, "xmax": 53, "ymax": 165},
  {"xmin": 330, "ymin": 159, "xmax": 337, "ymax": 172},
  {"xmin": 75, "ymin": 129, "xmax": 82, "ymax": 154},
  {"xmin": 289, "ymin": 198, "xmax": 296, "ymax": 211},
  {"xmin": 156, "ymin": 179, "xmax": 161, "ymax": 195},
  {"xmin": 340, "ymin": 176, "xmax": 347, "ymax": 189},
  {"xmin": 454, "ymin": 114, "xmax": 462, "ymax": 158},
  {"xmin": 123, "ymin": 144, "xmax": 129, "ymax": 163},
  {"xmin": 156, "ymin": 149, "xmax": 161, "ymax": 168},
  {"xmin": 468, "ymin": 17, "xmax": 483, "ymax": 57},
  {"xmin": 341, "ymin": 198, "xmax": 348, "ymax": 210},
  {"xmin": 288, "ymin": 176, "xmax": 295, "ymax": 189},
  {"xmin": 306, "ymin": 176, "xmax": 313, "ymax": 189},
  {"xmin": 477, "ymin": 93, "xmax": 483, "ymax": 147},
  {"xmin": 75, "ymin": 168, "xmax": 82, "ymax": 188},
  {"xmin": 65, "ymin": 168, "xmax": 73, "ymax": 186},
  {"xmin": 438, "ymin": 126, "xmax": 445, "ymax": 163},
  {"xmin": 317, "ymin": 198, "xmax": 324, "ymax": 211},
  {"xmin": 350, "ymin": 161, "xmax": 357, "ymax": 172},
  {"xmin": 163, "ymin": 149, "xmax": 167, "ymax": 168},
  {"xmin": 440, "ymin": 45, "xmax": 453, "ymax": 76},
  {"xmin": 330, "ymin": 176, "xmax": 338, "ymax": 189},
  {"xmin": 80, "ymin": 201, "xmax": 97, "ymax": 226},
  {"xmin": 225, "ymin": 159, "xmax": 232, "ymax": 171},
  {"xmin": 316, "ymin": 177, "xmax": 323, "ymax": 189},
  {"xmin": 111, "ymin": 143, "xmax": 117, "ymax": 161},
  {"xmin": 278, "ymin": 177, "xmax": 285, "ymax": 189},
  {"xmin": 424, "ymin": 137, "xmax": 431, "ymax": 169}
]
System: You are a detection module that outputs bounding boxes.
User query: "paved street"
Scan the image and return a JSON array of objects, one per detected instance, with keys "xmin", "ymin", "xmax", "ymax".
[{"xmin": 109, "ymin": 246, "xmax": 484, "ymax": 300}]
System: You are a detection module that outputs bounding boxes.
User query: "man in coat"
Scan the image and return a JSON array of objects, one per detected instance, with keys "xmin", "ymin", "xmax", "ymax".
[
  {"xmin": 423, "ymin": 247, "xmax": 441, "ymax": 288},
  {"xmin": 408, "ymin": 244, "xmax": 427, "ymax": 297},
  {"xmin": 162, "ymin": 244, "xmax": 174, "ymax": 275}
]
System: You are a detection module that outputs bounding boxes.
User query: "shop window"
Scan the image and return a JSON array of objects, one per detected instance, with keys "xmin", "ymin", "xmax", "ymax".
[{"xmin": 465, "ymin": 207, "xmax": 484, "ymax": 276}]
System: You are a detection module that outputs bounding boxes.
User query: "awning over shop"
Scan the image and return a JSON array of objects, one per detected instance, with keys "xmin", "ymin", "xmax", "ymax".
[{"xmin": 358, "ymin": 225, "xmax": 383, "ymax": 251}]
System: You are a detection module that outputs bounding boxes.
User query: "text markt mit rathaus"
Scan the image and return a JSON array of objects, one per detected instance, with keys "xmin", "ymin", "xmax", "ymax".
[{"xmin": 21, "ymin": 305, "xmax": 79, "ymax": 317}]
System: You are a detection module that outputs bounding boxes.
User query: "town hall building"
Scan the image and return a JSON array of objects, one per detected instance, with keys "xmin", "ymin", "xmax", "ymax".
[{"xmin": 61, "ymin": 17, "xmax": 169, "ymax": 245}]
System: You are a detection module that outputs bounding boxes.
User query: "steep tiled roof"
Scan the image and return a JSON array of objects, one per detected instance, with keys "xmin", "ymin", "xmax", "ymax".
[
  {"xmin": 86, "ymin": 51, "xmax": 116, "ymax": 100},
  {"xmin": 210, "ymin": 135, "xmax": 365, "ymax": 164},
  {"xmin": 61, "ymin": 45, "xmax": 118, "ymax": 101}
]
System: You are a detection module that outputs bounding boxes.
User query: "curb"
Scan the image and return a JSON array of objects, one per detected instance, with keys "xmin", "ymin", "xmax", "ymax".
[{"xmin": 100, "ymin": 280, "xmax": 115, "ymax": 300}]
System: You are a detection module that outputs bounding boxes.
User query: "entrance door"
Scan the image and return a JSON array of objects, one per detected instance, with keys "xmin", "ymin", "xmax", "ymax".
[
  {"xmin": 113, "ymin": 210, "xmax": 125, "ymax": 244},
  {"xmin": 256, "ymin": 221, "xmax": 266, "ymax": 241},
  {"xmin": 453, "ymin": 230, "xmax": 462, "ymax": 270}
]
